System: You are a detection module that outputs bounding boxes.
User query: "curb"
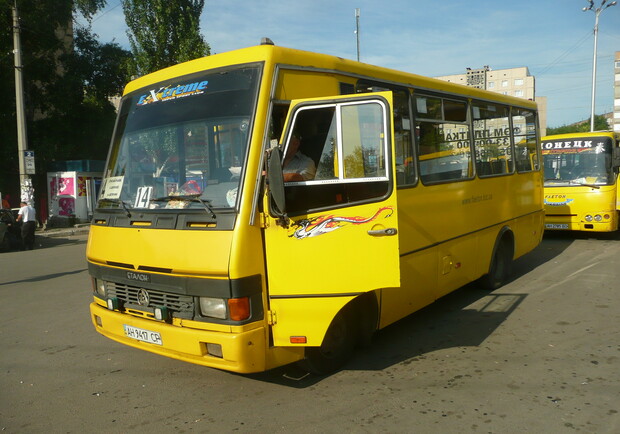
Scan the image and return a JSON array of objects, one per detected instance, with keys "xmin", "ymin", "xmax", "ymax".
[{"xmin": 37, "ymin": 225, "xmax": 90, "ymax": 238}]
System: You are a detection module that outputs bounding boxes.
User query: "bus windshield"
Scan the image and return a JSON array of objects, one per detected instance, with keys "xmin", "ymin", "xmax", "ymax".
[
  {"xmin": 98, "ymin": 65, "xmax": 261, "ymax": 211},
  {"xmin": 542, "ymin": 136, "xmax": 614, "ymax": 187}
]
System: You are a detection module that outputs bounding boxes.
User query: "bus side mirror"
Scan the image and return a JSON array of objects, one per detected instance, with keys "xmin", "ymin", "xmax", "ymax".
[{"xmin": 266, "ymin": 148, "xmax": 289, "ymax": 226}]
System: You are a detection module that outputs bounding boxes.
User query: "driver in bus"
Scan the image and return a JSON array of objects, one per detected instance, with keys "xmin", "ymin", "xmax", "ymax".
[{"xmin": 283, "ymin": 133, "xmax": 316, "ymax": 182}]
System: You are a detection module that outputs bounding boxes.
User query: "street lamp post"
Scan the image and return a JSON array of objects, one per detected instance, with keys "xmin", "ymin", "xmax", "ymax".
[{"xmin": 583, "ymin": 0, "xmax": 617, "ymax": 132}]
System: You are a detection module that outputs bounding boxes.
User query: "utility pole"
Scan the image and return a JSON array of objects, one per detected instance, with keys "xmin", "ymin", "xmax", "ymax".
[
  {"xmin": 583, "ymin": 0, "xmax": 617, "ymax": 132},
  {"xmin": 12, "ymin": 0, "xmax": 32, "ymax": 203},
  {"xmin": 355, "ymin": 8, "xmax": 360, "ymax": 62}
]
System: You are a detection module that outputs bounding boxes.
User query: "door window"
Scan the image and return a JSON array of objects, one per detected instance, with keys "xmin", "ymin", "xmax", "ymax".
[{"xmin": 281, "ymin": 98, "xmax": 391, "ymax": 215}]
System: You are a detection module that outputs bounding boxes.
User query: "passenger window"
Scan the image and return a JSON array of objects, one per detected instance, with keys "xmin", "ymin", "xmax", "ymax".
[
  {"xmin": 415, "ymin": 96, "xmax": 472, "ymax": 184},
  {"xmin": 472, "ymin": 102, "xmax": 514, "ymax": 177},
  {"xmin": 512, "ymin": 108, "xmax": 539, "ymax": 172}
]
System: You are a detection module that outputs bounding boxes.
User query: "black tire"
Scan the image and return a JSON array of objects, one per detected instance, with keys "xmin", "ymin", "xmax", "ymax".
[
  {"xmin": 479, "ymin": 241, "xmax": 513, "ymax": 290},
  {"xmin": 298, "ymin": 309, "xmax": 356, "ymax": 375}
]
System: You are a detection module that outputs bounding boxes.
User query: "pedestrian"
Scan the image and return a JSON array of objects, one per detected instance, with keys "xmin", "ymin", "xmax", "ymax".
[
  {"xmin": 1, "ymin": 194, "xmax": 10, "ymax": 209},
  {"xmin": 16, "ymin": 201, "xmax": 36, "ymax": 250}
]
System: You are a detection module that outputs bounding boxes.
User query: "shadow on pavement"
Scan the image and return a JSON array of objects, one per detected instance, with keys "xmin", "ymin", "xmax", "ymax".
[{"xmin": 249, "ymin": 235, "xmax": 575, "ymax": 387}]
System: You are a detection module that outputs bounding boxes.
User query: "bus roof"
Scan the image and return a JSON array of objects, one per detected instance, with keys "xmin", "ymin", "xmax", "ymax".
[
  {"xmin": 123, "ymin": 42, "xmax": 538, "ymax": 110},
  {"xmin": 542, "ymin": 131, "xmax": 619, "ymax": 141}
]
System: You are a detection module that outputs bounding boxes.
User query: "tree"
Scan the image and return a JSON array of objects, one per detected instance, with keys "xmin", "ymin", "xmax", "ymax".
[
  {"xmin": 122, "ymin": 0, "xmax": 210, "ymax": 75},
  {"xmin": 547, "ymin": 115, "xmax": 610, "ymax": 135},
  {"xmin": 0, "ymin": 0, "xmax": 130, "ymax": 215}
]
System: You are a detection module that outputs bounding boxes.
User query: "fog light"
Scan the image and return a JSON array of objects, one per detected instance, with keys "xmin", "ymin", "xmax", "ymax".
[
  {"xmin": 594, "ymin": 214, "xmax": 602, "ymax": 222},
  {"xmin": 206, "ymin": 343, "xmax": 223, "ymax": 358},
  {"xmin": 106, "ymin": 297, "xmax": 119, "ymax": 310},
  {"xmin": 154, "ymin": 306, "xmax": 169, "ymax": 321},
  {"xmin": 585, "ymin": 215, "xmax": 593, "ymax": 222}
]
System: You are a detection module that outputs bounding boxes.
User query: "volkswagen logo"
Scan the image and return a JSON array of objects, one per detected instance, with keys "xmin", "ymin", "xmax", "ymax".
[{"xmin": 137, "ymin": 289, "xmax": 150, "ymax": 307}]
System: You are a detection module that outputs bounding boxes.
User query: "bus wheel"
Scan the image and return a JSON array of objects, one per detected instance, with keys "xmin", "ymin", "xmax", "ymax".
[
  {"xmin": 480, "ymin": 240, "xmax": 513, "ymax": 290},
  {"xmin": 299, "ymin": 309, "xmax": 355, "ymax": 375}
]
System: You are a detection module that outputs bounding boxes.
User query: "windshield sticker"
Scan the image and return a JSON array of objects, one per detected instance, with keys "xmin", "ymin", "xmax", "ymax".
[
  {"xmin": 136, "ymin": 80, "xmax": 209, "ymax": 106},
  {"xmin": 544, "ymin": 195, "xmax": 574, "ymax": 206},
  {"xmin": 100, "ymin": 176, "xmax": 124, "ymax": 199},
  {"xmin": 289, "ymin": 207, "xmax": 393, "ymax": 239}
]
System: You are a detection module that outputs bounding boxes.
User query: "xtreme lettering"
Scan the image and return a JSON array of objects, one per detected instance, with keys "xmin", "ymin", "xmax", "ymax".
[{"xmin": 137, "ymin": 80, "xmax": 209, "ymax": 105}]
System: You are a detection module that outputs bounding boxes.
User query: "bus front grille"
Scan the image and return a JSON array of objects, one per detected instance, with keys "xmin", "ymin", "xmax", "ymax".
[{"xmin": 106, "ymin": 282, "xmax": 194, "ymax": 318}]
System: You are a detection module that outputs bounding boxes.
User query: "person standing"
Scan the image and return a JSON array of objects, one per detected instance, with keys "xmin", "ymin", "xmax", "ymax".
[{"xmin": 16, "ymin": 201, "xmax": 36, "ymax": 250}]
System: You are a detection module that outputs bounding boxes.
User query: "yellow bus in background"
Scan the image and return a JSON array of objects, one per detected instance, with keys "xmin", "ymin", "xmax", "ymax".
[
  {"xmin": 542, "ymin": 132, "xmax": 620, "ymax": 232},
  {"xmin": 88, "ymin": 41, "xmax": 544, "ymax": 374}
]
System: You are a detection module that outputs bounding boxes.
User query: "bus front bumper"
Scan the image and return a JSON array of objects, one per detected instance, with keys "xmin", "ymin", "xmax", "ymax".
[
  {"xmin": 90, "ymin": 302, "xmax": 269, "ymax": 373},
  {"xmin": 544, "ymin": 217, "xmax": 617, "ymax": 232}
]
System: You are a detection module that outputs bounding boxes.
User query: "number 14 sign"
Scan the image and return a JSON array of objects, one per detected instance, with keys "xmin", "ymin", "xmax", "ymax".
[{"xmin": 134, "ymin": 186, "xmax": 153, "ymax": 208}]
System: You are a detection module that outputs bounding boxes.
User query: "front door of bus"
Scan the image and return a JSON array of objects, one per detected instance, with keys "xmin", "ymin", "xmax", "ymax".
[{"xmin": 263, "ymin": 92, "xmax": 400, "ymax": 347}]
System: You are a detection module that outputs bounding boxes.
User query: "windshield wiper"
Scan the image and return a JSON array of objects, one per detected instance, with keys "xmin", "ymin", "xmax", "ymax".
[
  {"xmin": 99, "ymin": 198, "xmax": 132, "ymax": 217},
  {"xmin": 151, "ymin": 195, "xmax": 216, "ymax": 219},
  {"xmin": 568, "ymin": 180, "xmax": 600, "ymax": 189}
]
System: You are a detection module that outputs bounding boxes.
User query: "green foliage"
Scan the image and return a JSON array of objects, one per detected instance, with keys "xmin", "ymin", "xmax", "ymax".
[
  {"xmin": 72, "ymin": 27, "xmax": 133, "ymax": 100},
  {"xmin": 0, "ymin": 0, "xmax": 130, "ymax": 211},
  {"xmin": 547, "ymin": 115, "xmax": 610, "ymax": 135},
  {"xmin": 122, "ymin": 0, "xmax": 210, "ymax": 75}
]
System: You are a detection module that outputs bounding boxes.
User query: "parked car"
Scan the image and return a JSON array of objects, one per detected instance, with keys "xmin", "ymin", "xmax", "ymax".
[{"xmin": 0, "ymin": 208, "xmax": 21, "ymax": 251}]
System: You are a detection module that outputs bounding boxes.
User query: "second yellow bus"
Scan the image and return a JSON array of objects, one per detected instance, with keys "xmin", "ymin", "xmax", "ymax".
[{"xmin": 542, "ymin": 131, "xmax": 620, "ymax": 232}]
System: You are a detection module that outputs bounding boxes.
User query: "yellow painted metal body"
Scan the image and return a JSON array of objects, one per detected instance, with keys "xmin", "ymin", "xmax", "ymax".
[{"xmin": 87, "ymin": 44, "xmax": 544, "ymax": 373}]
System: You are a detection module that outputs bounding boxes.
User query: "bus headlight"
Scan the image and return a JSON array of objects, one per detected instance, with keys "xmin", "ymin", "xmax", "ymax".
[
  {"xmin": 594, "ymin": 214, "xmax": 602, "ymax": 222},
  {"xmin": 199, "ymin": 297, "xmax": 227, "ymax": 319},
  {"xmin": 585, "ymin": 215, "xmax": 593, "ymax": 222},
  {"xmin": 91, "ymin": 278, "xmax": 106, "ymax": 296}
]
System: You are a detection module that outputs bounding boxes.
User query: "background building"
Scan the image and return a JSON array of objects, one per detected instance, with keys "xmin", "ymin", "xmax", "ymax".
[{"xmin": 436, "ymin": 67, "xmax": 547, "ymax": 137}]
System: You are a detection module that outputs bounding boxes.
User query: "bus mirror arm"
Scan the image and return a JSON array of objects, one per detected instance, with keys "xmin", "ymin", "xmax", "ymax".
[{"xmin": 266, "ymin": 148, "xmax": 290, "ymax": 227}]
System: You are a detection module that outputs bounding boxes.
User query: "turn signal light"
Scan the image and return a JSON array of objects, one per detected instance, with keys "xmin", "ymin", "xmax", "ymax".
[{"xmin": 228, "ymin": 297, "xmax": 250, "ymax": 321}]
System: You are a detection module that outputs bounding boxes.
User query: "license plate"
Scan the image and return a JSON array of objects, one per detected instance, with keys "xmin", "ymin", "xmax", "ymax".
[
  {"xmin": 545, "ymin": 223, "xmax": 569, "ymax": 230},
  {"xmin": 123, "ymin": 324, "xmax": 163, "ymax": 345}
]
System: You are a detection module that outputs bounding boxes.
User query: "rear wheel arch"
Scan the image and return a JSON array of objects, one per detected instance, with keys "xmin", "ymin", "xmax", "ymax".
[{"xmin": 480, "ymin": 226, "xmax": 515, "ymax": 290}]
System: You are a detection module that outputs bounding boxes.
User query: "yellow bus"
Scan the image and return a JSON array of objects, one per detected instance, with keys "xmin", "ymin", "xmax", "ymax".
[
  {"xmin": 88, "ymin": 41, "xmax": 544, "ymax": 374},
  {"xmin": 542, "ymin": 132, "xmax": 620, "ymax": 232}
]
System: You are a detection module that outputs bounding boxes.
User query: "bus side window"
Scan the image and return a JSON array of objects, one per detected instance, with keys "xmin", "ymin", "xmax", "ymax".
[
  {"xmin": 471, "ymin": 102, "xmax": 513, "ymax": 177},
  {"xmin": 512, "ymin": 108, "xmax": 539, "ymax": 172},
  {"xmin": 414, "ymin": 96, "xmax": 472, "ymax": 184},
  {"xmin": 392, "ymin": 90, "xmax": 415, "ymax": 186}
]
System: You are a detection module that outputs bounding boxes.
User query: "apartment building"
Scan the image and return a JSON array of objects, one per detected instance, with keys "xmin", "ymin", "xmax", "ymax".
[{"xmin": 436, "ymin": 66, "xmax": 547, "ymax": 136}]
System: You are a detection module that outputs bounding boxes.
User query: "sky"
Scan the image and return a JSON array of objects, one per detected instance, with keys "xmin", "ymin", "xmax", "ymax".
[{"xmin": 79, "ymin": 0, "xmax": 620, "ymax": 128}]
